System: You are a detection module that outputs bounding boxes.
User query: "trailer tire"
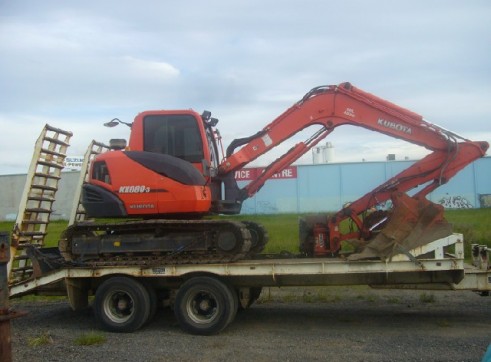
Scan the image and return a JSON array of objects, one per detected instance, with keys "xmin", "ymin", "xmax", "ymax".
[
  {"xmin": 94, "ymin": 276, "xmax": 150, "ymax": 333},
  {"xmin": 175, "ymin": 276, "xmax": 237, "ymax": 335},
  {"xmin": 143, "ymin": 282, "xmax": 158, "ymax": 325}
]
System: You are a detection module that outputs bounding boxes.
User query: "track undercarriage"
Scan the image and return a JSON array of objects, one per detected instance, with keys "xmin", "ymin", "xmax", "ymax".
[{"xmin": 59, "ymin": 219, "xmax": 268, "ymax": 266}]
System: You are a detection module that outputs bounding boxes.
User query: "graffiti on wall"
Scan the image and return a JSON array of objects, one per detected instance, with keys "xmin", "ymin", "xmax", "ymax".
[
  {"xmin": 375, "ymin": 200, "xmax": 393, "ymax": 211},
  {"xmin": 438, "ymin": 195, "xmax": 473, "ymax": 209},
  {"xmin": 479, "ymin": 194, "xmax": 491, "ymax": 208}
]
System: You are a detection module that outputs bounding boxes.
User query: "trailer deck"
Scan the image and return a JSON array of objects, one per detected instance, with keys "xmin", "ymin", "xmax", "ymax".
[{"xmin": 9, "ymin": 234, "xmax": 491, "ymax": 299}]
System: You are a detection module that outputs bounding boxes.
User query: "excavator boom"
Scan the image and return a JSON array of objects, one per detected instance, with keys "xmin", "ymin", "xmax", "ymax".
[{"xmin": 218, "ymin": 82, "xmax": 488, "ymax": 257}]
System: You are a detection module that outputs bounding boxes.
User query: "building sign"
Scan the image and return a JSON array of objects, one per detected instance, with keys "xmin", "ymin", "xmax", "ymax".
[
  {"xmin": 234, "ymin": 166, "xmax": 297, "ymax": 181},
  {"xmin": 63, "ymin": 156, "xmax": 84, "ymax": 171}
]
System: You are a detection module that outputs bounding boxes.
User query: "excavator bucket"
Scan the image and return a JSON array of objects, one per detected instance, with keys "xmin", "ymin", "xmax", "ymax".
[{"xmin": 348, "ymin": 192, "xmax": 452, "ymax": 261}]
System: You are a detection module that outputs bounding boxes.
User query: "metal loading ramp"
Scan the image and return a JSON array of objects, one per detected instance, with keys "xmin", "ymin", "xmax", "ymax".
[{"xmin": 8, "ymin": 125, "xmax": 72, "ymax": 283}]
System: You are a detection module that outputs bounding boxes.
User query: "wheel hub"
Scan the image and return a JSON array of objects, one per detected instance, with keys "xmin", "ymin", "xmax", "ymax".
[
  {"xmin": 198, "ymin": 298, "xmax": 211, "ymax": 312},
  {"xmin": 117, "ymin": 297, "xmax": 129, "ymax": 311}
]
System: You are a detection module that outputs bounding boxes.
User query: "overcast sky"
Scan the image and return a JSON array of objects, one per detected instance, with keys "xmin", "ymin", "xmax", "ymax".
[{"xmin": 1, "ymin": 0, "xmax": 490, "ymax": 175}]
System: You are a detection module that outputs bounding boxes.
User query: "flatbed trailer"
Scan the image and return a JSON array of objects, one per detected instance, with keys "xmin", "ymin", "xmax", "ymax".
[
  {"xmin": 5, "ymin": 125, "xmax": 490, "ymax": 336},
  {"xmin": 8, "ymin": 233, "xmax": 491, "ymax": 335}
]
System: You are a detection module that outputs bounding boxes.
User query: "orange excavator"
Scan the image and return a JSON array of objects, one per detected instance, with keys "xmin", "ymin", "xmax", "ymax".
[{"xmin": 61, "ymin": 82, "xmax": 488, "ymax": 264}]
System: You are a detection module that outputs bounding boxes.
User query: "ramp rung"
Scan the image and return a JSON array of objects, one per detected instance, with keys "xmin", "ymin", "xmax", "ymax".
[
  {"xmin": 45, "ymin": 124, "xmax": 73, "ymax": 137},
  {"xmin": 43, "ymin": 136, "xmax": 70, "ymax": 147},
  {"xmin": 18, "ymin": 235, "xmax": 45, "ymax": 242},
  {"xmin": 31, "ymin": 184, "xmax": 58, "ymax": 192},
  {"xmin": 18, "ymin": 241, "xmax": 43, "ymax": 248},
  {"xmin": 18, "ymin": 231, "xmax": 47, "ymax": 237},
  {"xmin": 25, "ymin": 207, "xmax": 53, "ymax": 214},
  {"xmin": 21, "ymin": 220, "xmax": 49, "ymax": 225},
  {"xmin": 28, "ymin": 196, "xmax": 55, "ymax": 202},
  {"xmin": 34, "ymin": 172, "xmax": 61, "ymax": 180},
  {"xmin": 17, "ymin": 242, "xmax": 43, "ymax": 248},
  {"xmin": 37, "ymin": 160, "xmax": 65, "ymax": 169},
  {"xmin": 40, "ymin": 148, "xmax": 66, "ymax": 158}
]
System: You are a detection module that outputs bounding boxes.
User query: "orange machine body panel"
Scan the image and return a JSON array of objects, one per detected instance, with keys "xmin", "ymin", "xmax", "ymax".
[
  {"xmin": 90, "ymin": 151, "xmax": 212, "ymax": 216},
  {"xmin": 83, "ymin": 109, "xmax": 215, "ymax": 218}
]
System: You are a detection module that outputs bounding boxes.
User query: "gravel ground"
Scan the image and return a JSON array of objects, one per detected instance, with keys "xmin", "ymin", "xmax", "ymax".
[{"xmin": 9, "ymin": 286, "xmax": 491, "ymax": 362}]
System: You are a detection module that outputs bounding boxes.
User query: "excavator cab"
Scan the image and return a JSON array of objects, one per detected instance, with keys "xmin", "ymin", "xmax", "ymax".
[
  {"xmin": 138, "ymin": 114, "xmax": 204, "ymax": 164},
  {"xmin": 127, "ymin": 110, "xmax": 221, "ymax": 175},
  {"xmin": 82, "ymin": 110, "xmax": 220, "ymax": 218}
]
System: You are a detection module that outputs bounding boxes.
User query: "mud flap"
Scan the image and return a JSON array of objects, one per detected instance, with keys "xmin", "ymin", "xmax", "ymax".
[{"xmin": 348, "ymin": 192, "xmax": 452, "ymax": 261}]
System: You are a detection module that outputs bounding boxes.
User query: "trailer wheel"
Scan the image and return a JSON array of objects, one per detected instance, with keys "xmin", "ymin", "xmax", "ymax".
[
  {"xmin": 94, "ymin": 276, "xmax": 150, "ymax": 333},
  {"xmin": 143, "ymin": 282, "xmax": 158, "ymax": 325},
  {"xmin": 175, "ymin": 276, "xmax": 237, "ymax": 335}
]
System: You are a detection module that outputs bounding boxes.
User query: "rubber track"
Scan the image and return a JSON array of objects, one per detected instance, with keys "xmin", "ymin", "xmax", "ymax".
[{"xmin": 60, "ymin": 219, "xmax": 253, "ymax": 266}]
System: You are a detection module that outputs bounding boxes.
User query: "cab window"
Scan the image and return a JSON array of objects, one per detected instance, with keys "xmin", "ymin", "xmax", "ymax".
[{"xmin": 143, "ymin": 114, "xmax": 204, "ymax": 163}]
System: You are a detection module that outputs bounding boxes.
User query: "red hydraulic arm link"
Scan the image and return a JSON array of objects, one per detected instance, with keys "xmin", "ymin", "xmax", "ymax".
[
  {"xmin": 219, "ymin": 82, "xmax": 489, "ymax": 253},
  {"xmin": 219, "ymin": 82, "xmax": 454, "ymax": 177},
  {"xmin": 243, "ymin": 127, "xmax": 334, "ymax": 198},
  {"xmin": 326, "ymin": 141, "xmax": 487, "ymax": 254}
]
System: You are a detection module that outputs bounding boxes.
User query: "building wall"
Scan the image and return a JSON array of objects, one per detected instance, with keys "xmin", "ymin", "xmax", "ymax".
[
  {"xmin": 239, "ymin": 157, "xmax": 491, "ymax": 214},
  {"xmin": 0, "ymin": 157, "xmax": 489, "ymax": 220},
  {"xmin": 0, "ymin": 171, "xmax": 80, "ymax": 220}
]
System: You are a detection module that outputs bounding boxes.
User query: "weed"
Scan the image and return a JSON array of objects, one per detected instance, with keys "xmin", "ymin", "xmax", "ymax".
[
  {"xmin": 437, "ymin": 319, "xmax": 451, "ymax": 327},
  {"xmin": 28, "ymin": 332, "xmax": 53, "ymax": 347},
  {"xmin": 16, "ymin": 295, "xmax": 66, "ymax": 303},
  {"xmin": 302, "ymin": 290, "xmax": 315, "ymax": 303},
  {"xmin": 419, "ymin": 292, "xmax": 436, "ymax": 304},
  {"xmin": 74, "ymin": 331, "xmax": 106, "ymax": 346},
  {"xmin": 331, "ymin": 295, "xmax": 341, "ymax": 303},
  {"xmin": 386, "ymin": 296, "xmax": 401, "ymax": 304},
  {"xmin": 365, "ymin": 294, "xmax": 378, "ymax": 303}
]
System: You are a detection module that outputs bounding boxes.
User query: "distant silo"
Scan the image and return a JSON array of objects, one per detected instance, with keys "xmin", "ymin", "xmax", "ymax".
[{"xmin": 312, "ymin": 142, "xmax": 335, "ymax": 164}]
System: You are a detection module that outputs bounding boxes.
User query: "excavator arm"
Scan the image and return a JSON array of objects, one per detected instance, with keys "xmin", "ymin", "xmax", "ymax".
[{"xmin": 218, "ymin": 82, "xmax": 488, "ymax": 257}]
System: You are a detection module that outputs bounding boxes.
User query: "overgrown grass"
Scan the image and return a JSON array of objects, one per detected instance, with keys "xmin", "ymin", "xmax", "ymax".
[
  {"xmin": 1, "ymin": 208, "xmax": 490, "ymax": 256},
  {"xmin": 28, "ymin": 332, "xmax": 53, "ymax": 346},
  {"xmin": 224, "ymin": 208, "xmax": 491, "ymax": 255},
  {"xmin": 419, "ymin": 292, "xmax": 436, "ymax": 304},
  {"xmin": 74, "ymin": 331, "xmax": 106, "ymax": 346},
  {"xmin": 445, "ymin": 209, "xmax": 491, "ymax": 259},
  {"xmin": 0, "ymin": 220, "xmax": 67, "ymax": 248},
  {"xmin": 222, "ymin": 214, "xmax": 300, "ymax": 253}
]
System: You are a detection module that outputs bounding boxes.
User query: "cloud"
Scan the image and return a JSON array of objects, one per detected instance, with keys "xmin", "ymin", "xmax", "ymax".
[
  {"xmin": 122, "ymin": 56, "xmax": 179, "ymax": 80},
  {"xmin": 0, "ymin": 0, "xmax": 489, "ymax": 175}
]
